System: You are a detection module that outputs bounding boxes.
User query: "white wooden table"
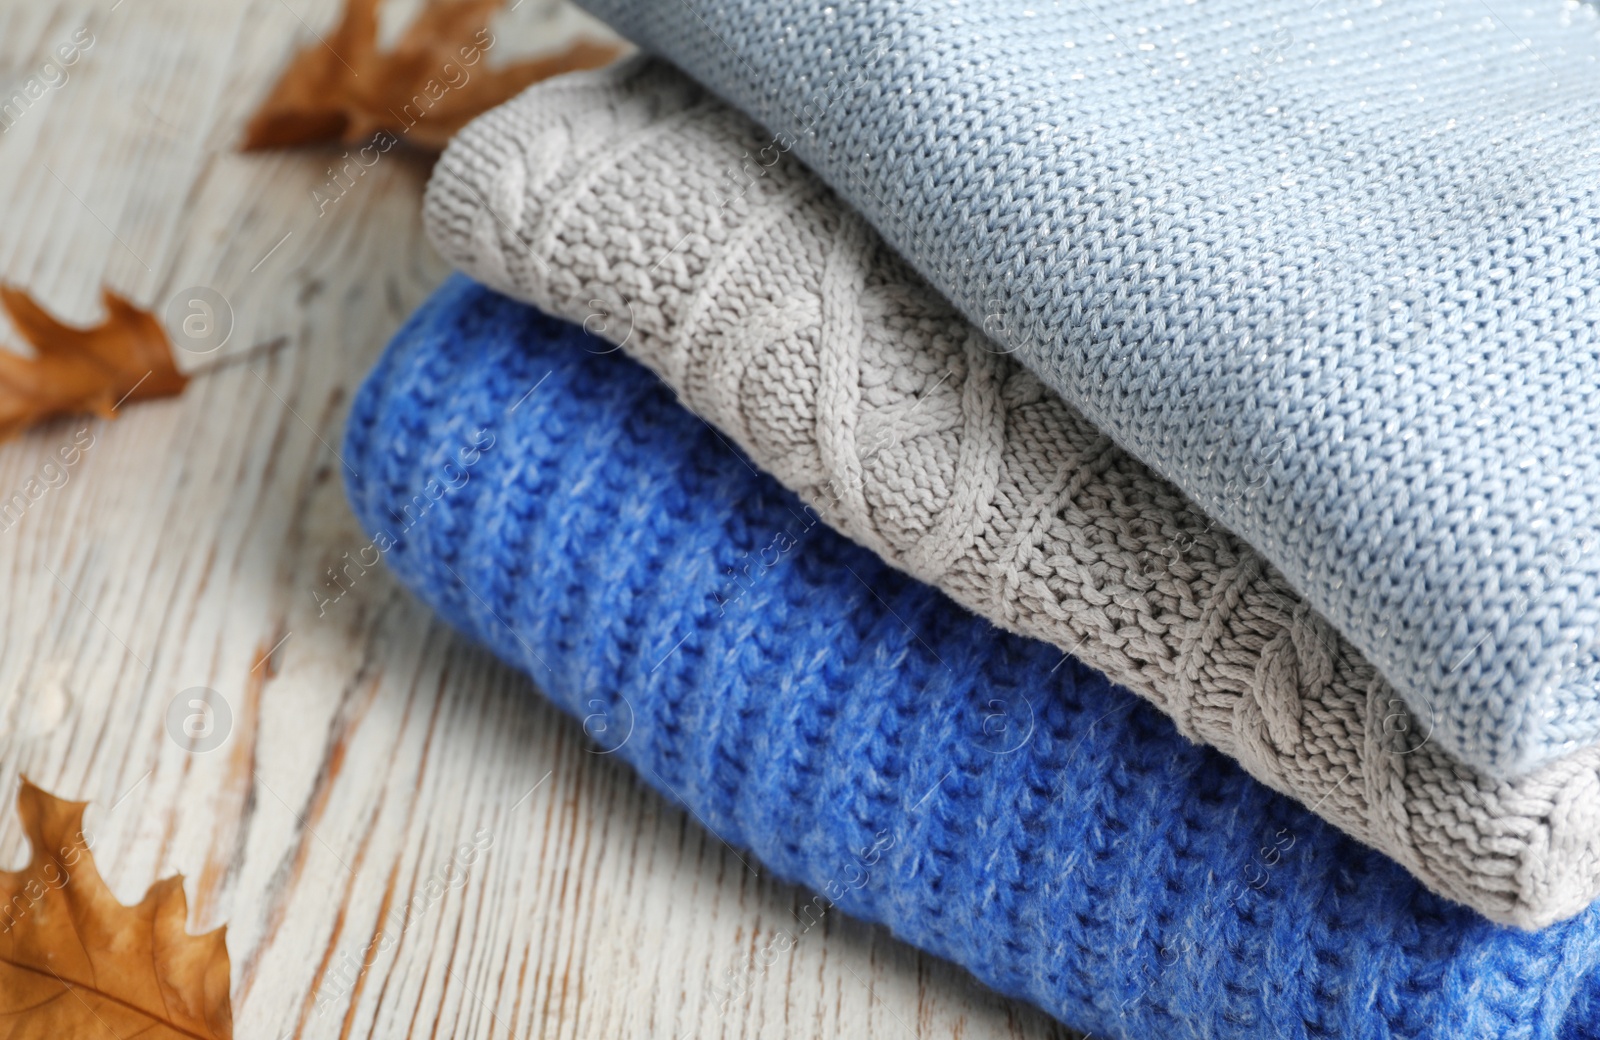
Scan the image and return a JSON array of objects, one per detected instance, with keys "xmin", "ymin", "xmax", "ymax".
[{"xmin": 0, "ymin": 2, "xmax": 1083, "ymax": 1036}]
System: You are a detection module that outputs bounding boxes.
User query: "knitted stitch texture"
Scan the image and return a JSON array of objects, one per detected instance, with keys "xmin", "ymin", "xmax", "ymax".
[
  {"xmin": 422, "ymin": 60, "xmax": 1600, "ymax": 929},
  {"xmin": 561, "ymin": 0, "xmax": 1600, "ymax": 780},
  {"xmin": 344, "ymin": 275, "xmax": 1600, "ymax": 1039}
]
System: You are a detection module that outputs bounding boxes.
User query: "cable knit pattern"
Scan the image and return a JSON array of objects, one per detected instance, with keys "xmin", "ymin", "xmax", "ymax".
[
  {"xmin": 423, "ymin": 60, "xmax": 1600, "ymax": 928},
  {"xmin": 562, "ymin": 0, "xmax": 1600, "ymax": 781},
  {"xmin": 344, "ymin": 276, "xmax": 1600, "ymax": 1039}
]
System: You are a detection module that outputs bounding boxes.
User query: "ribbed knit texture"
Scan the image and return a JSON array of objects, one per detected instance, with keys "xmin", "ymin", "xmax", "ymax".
[
  {"xmin": 344, "ymin": 275, "xmax": 1600, "ymax": 1039},
  {"xmin": 562, "ymin": 0, "xmax": 1600, "ymax": 780},
  {"xmin": 421, "ymin": 59, "xmax": 1600, "ymax": 929}
]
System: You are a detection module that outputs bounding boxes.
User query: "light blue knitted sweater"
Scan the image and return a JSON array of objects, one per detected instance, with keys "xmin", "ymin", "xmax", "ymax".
[{"xmin": 567, "ymin": 0, "xmax": 1600, "ymax": 778}]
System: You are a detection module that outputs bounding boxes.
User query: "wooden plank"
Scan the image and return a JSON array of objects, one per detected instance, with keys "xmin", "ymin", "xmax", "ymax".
[{"xmin": 0, "ymin": 2, "xmax": 1084, "ymax": 1036}]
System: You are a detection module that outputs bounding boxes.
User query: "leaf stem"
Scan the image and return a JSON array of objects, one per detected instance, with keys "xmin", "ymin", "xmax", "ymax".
[{"xmin": 185, "ymin": 335, "xmax": 292, "ymax": 378}]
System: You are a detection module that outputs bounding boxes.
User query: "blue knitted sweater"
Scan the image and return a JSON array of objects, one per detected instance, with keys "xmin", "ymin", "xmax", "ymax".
[
  {"xmin": 345, "ymin": 276, "xmax": 1600, "ymax": 1040},
  {"xmin": 564, "ymin": 0, "xmax": 1600, "ymax": 780}
]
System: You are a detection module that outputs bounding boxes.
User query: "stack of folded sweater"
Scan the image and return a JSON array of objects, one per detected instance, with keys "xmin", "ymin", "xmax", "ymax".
[{"xmin": 345, "ymin": 2, "xmax": 1600, "ymax": 1035}]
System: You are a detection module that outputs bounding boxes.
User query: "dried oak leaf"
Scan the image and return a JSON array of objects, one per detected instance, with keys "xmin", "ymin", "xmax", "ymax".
[
  {"xmin": 0, "ymin": 778, "xmax": 231, "ymax": 1039},
  {"xmin": 241, "ymin": 0, "xmax": 624, "ymax": 152},
  {"xmin": 0, "ymin": 286, "xmax": 188, "ymax": 443}
]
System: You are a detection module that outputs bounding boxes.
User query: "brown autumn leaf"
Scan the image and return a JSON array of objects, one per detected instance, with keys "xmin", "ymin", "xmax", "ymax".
[
  {"xmin": 0, "ymin": 778, "xmax": 232, "ymax": 1039},
  {"xmin": 240, "ymin": 0, "xmax": 625, "ymax": 152},
  {"xmin": 0, "ymin": 285, "xmax": 188, "ymax": 443}
]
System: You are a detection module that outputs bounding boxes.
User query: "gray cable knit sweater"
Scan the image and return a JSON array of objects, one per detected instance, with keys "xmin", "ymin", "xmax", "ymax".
[{"xmin": 424, "ymin": 59, "xmax": 1600, "ymax": 927}]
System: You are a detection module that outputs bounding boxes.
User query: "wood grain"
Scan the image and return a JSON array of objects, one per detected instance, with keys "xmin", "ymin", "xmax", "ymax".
[{"xmin": 0, "ymin": 2, "xmax": 1085, "ymax": 1037}]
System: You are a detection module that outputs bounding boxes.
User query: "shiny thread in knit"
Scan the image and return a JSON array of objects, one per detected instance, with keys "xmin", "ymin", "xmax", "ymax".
[
  {"xmin": 423, "ymin": 59, "xmax": 1600, "ymax": 928},
  {"xmin": 345, "ymin": 275, "xmax": 1600, "ymax": 1040}
]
